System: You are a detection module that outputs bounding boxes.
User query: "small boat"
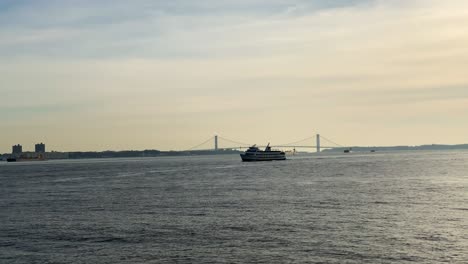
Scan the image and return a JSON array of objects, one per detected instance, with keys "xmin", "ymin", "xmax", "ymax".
[
  {"xmin": 6, "ymin": 155, "xmax": 46, "ymax": 162},
  {"xmin": 240, "ymin": 144, "xmax": 286, "ymax": 162}
]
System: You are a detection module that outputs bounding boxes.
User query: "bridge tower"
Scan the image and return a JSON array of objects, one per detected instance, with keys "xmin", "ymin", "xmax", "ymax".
[
  {"xmin": 214, "ymin": 135, "xmax": 218, "ymax": 151},
  {"xmin": 316, "ymin": 134, "xmax": 320, "ymax": 153}
]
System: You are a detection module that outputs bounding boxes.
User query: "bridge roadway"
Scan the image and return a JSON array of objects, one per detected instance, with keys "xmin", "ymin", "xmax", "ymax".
[
  {"xmin": 186, "ymin": 134, "xmax": 344, "ymax": 152},
  {"xmin": 248, "ymin": 146, "xmax": 338, "ymax": 149},
  {"xmin": 190, "ymin": 146, "xmax": 339, "ymax": 151}
]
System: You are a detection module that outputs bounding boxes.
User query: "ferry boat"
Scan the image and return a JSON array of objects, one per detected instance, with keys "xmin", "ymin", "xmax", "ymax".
[{"xmin": 240, "ymin": 144, "xmax": 286, "ymax": 162}]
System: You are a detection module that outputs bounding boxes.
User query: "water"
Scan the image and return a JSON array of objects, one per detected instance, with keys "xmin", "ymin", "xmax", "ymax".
[{"xmin": 1, "ymin": 151, "xmax": 467, "ymax": 263}]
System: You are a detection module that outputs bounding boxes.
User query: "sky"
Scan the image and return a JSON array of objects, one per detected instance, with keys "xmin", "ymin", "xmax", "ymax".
[{"xmin": 1, "ymin": 0, "xmax": 468, "ymax": 152}]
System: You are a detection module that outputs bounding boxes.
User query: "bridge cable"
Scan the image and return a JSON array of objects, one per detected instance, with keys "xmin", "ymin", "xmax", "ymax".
[
  {"xmin": 319, "ymin": 135, "xmax": 345, "ymax": 148},
  {"xmin": 280, "ymin": 136, "xmax": 317, "ymax": 146},
  {"xmin": 186, "ymin": 136, "xmax": 215, "ymax": 151},
  {"xmin": 217, "ymin": 136, "xmax": 251, "ymax": 147}
]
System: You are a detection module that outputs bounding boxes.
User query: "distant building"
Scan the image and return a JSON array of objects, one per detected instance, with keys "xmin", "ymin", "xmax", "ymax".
[
  {"xmin": 12, "ymin": 144, "xmax": 22, "ymax": 154},
  {"xmin": 35, "ymin": 143, "xmax": 46, "ymax": 153}
]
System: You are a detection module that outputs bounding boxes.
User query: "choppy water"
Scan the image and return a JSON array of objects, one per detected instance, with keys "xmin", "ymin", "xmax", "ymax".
[{"xmin": 1, "ymin": 151, "xmax": 467, "ymax": 263}]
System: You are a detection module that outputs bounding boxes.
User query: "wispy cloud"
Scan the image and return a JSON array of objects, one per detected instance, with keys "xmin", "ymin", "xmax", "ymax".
[
  {"xmin": 0, "ymin": 0, "xmax": 373, "ymax": 58},
  {"xmin": 1, "ymin": 0, "xmax": 468, "ymax": 150}
]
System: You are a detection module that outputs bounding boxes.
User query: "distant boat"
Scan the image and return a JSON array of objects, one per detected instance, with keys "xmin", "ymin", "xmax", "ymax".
[
  {"xmin": 240, "ymin": 144, "xmax": 286, "ymax": 162},
  {"xmin": 6, "ymin": 155, "xmax": 46, "ymax": 162},
  {"xmin": 284, "ymin": 148, "xmax": 296, "ymax": 156},
  {"xmin": 344, "ymin": 149, "xmax": 352, "ymax": 153}
]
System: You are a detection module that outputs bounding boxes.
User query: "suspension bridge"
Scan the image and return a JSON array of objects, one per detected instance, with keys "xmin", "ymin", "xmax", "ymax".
[{"xmin": 186, "ymin": 134, "xmax": 345, "ymax": 153}]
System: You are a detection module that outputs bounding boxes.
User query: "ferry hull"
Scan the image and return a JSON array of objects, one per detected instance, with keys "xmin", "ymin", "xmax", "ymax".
[{"xmin": 240, "ymin": 154, "xmax": 286, "ymax": 162}]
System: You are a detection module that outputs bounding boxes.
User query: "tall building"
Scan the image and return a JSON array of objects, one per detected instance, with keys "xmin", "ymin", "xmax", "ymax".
[
  {"xmin": 35, "ymin": 143, "xmax": 46, "ymax": 153},
  {"xmin": 12, "ymin": 144, "xmax": 22, "ymax": 154}
]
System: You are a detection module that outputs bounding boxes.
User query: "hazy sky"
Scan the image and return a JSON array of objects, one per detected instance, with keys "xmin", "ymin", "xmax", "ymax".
[{"xmin": 1, "ymin": 0, "xmax": 468, "ymax": 151}]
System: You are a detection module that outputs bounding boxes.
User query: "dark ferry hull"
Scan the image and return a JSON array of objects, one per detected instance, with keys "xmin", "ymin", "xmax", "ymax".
[{"xmin": 240, "ymin": 154, "xmax": 286, "ymax": 162}]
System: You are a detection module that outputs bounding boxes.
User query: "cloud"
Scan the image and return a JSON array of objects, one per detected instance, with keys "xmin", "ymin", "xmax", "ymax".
[
  {"xmin": 1, "ymin": 0, "xmax": 468, "ymax": 150},
  {"xmin": 0, "ymin": 0, "xmax": 373, "ymax": 58}
]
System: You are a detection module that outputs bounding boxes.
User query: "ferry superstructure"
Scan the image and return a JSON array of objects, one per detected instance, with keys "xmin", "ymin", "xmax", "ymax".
[{"xmin": 240, "ymin": 144, "xmax": 286, "ymax": 162}]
